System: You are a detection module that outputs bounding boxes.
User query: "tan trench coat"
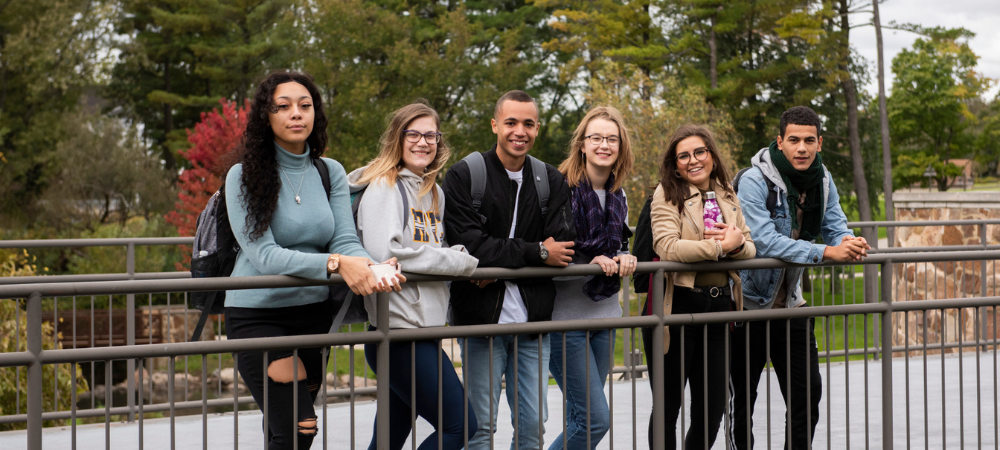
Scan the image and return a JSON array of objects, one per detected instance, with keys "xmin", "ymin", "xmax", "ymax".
[{"xmin": 650, "ymin": 183, "xmax": 756, "ymax": 353}]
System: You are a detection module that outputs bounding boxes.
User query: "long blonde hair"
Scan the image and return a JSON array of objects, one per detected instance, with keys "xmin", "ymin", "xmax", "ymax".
[
  {"xmin": 356, "ymin": 101, "xmax": 450, "ymax": 212},
  {"xmin": 558, "ymin": 106, "xmax": 634, "ymax": 192}
]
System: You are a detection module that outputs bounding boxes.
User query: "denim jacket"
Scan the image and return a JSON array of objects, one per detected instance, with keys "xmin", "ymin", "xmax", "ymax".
[{"xmin": 737, "ymin": 148, "xmax": 855, "ymax": 310}]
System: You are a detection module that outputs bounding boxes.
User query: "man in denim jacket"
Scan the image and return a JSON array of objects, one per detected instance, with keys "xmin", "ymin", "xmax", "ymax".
[{"xmin": 728, "ymin": 106, "xmax": 870, "ymax": 450}]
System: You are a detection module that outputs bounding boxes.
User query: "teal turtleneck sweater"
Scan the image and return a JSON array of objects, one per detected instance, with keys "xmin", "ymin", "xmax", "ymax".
[{"xmin": 224, "ymin": 143, "xmax": 370, "ymax": 308}]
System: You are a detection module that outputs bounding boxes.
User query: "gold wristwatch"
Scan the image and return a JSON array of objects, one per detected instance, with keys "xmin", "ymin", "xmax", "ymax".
[{"xmin": 327, "ymin": 254, "xmax": 341, "ymax": 274}]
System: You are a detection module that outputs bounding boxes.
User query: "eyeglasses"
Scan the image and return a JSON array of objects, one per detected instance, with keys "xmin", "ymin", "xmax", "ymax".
[
  {"xmin": 584, "ymin": 134, "xmax": 620, "ymax": 146},
  {"xmin": 675, "ymin": 147, "xmax": 710, "ymax": 165},
  {"xmin": 403, "ymin": 130, "xmax": 442, "ymax": 144}
]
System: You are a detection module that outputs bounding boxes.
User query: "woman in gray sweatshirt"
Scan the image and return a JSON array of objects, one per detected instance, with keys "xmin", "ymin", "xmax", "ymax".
[{"xmin": 348, "ymin": 101, "xmax": 480, "ymax": 450}]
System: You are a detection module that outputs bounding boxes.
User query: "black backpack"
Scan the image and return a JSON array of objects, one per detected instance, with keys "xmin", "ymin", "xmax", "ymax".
[
  {"xmin": 631, "ymin": 195, "xmax": 657, "ymax": 295},
  {"xmin": 732, "ymin": 167, "xmax": 778, "ymax": 219},
  {"xmin": 189, "ymin": 159, "xmax": 331, "ymax": 341},
  {"xmin": 462, "ymin": 151, "xmax": 549, "ymax": 218}
]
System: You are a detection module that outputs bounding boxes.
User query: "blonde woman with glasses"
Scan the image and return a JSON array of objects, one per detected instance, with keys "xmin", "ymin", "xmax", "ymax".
[
  {"xmin": 348, "ymin": 101, "xmax": 480, "ymax": 450},
  {"xmin": 549, "ymin": 106, "xmax": 636, "ymax": 449}
]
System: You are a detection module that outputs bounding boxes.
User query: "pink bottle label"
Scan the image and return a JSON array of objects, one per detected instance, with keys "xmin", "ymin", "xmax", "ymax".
[{"xmin": 704, "ymin": 198, "xmax": 722, "ymax": 230}]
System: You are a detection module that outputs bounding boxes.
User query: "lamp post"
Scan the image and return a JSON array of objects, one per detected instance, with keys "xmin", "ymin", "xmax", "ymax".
[{"xmin": 923, "ymin": 164, "xmax": 937, "ymax": 192}]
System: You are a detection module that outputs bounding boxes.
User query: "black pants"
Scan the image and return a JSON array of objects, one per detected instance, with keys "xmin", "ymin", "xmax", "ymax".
[
  {"xmin": 226, "ymin": 298, "xmax": 334, "ymax": 450},
  {"xmin": 642, "ymin": 287, "xmax": 732, "ymax": 450},
  {"xmin": 728, "ymin": 314, "xmax": 822, "ymax": 450}
]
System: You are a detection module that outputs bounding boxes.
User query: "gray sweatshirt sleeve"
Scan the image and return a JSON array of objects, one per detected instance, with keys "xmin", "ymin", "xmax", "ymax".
[{"xmin": 357, "ymin": 180, "xmax": 479, "ymax": 276}]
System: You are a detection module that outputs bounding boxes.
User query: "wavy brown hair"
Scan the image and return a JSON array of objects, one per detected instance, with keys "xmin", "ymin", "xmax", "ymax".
[
  {"xmin": 236, "ymin": 71, "xmax": 328, "ymax": 241},
  {"xmin": 558, "ymin": 106, "xmax": 634, "ymax": 192},
  {"xmin": 658, "ymin": 124, "xmax": 733, "ymax": 212},
  {"xmin": 356, "ymin": 101, "xmax": 450, "ymax": 213}
]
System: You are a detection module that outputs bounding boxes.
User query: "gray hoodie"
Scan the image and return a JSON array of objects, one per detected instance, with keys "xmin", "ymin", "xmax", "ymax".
[{"xmin": 348, "ymin": 166, "xmax": 479, "ymax": 329}]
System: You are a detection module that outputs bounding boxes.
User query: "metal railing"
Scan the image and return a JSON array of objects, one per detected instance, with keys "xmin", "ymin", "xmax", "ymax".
[
  {"xmin": 1, "ymin": 220, "xmax": 998, "ymax": 449},
  {"xmin": 0, "ymin": 244, "xmax": 998, "ymax": 449}
]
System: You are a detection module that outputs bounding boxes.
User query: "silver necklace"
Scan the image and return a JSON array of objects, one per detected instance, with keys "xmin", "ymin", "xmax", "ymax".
[{"xmin": 278, "ymin": 165, "xmax": 307, "ymax": 204}]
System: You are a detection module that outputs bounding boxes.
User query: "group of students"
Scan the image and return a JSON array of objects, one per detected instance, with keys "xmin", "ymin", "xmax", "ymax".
[{"xmin": 220, "ymin": 70, "xmax": 871, "ymax": 450}]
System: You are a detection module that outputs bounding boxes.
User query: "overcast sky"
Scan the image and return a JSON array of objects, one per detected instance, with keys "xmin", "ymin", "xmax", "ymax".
[{"xmin": 852, "ymin": 0, "xmax": 1000, "ymax": 100}]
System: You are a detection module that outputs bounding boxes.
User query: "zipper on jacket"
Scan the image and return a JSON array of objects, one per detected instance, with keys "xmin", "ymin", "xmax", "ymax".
[
  {"xmin": 492, "ymin": 179, "xmax": 519, "ymax": 324},
  {"xmin": 491, "ymin": 288, "xmax": 504, "ymax": 324}
]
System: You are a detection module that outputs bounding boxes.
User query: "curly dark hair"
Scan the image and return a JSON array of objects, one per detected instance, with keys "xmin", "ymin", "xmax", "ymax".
[
  {"xmin": 779, "ymin": 105, "xmax": 822, "ymax": 138},
  {"xmin": 237, "ymin": 71, "xmax": 329, "ymax": 241},
  {"xmin": 658, "ymin": 124, "xmax": 733, "ymax": 212}
]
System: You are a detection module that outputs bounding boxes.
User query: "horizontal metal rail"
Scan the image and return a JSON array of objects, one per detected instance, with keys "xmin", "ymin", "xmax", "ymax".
[
  {"xmin": 1, "ymin": 244, "xmax": 997, "ymax": 449},
  {"xmin": 1, "ymin": 250, "xmax": 998, "ymax": 299}
]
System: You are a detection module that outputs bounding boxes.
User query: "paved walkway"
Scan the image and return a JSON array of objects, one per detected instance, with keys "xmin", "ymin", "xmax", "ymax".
[{"xmin": 2, "ymin": 351, "xmax": 996, "ymax": 449}]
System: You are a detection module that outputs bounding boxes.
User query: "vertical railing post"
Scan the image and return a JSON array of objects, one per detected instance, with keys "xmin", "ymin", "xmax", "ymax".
[
  {"xmin": 376, "ymin": 284, "xmax": 391, "ymax": 450},
  {"xmin": 621, "ymin": 275, "xmax": 632, "ymax": 381},
  {"xmin": 864, "ymin": 225, "xmax": 880, "ymax": 304},
  {"xmin": 880, "ymin": 260, "xmax": 894, "ymax": 448},
  {"xmin": 980, "ymin": 224, "xmax": 989, "ymax": 351},
  {"xmin": 126, "ymin": 242, "xmax": 137, "ymax": 423},
  {"xmin": 651, "ymin": 268, "xmax": 665, "ymax": 449},
  {"xmin": 27, "ymin": 291, "xmax": 43, "ymax": 450}
]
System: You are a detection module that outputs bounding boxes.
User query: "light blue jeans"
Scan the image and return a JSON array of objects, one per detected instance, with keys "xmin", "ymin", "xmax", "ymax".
[
  {"xmin": 547, "ymin": 330, "xmax": 613, "ymax": 450},
  {"xmin": 460, "ymin": 334, "xmax": 550, "ymax": 450}
]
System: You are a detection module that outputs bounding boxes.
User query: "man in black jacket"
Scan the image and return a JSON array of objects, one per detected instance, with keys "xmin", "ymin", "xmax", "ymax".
[{"xmin": 444, "ymin": 90, "xmax": 576, "ymax": 449}]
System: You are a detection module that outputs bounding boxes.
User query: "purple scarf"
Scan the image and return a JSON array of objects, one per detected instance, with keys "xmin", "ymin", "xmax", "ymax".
[{"xmin": 571, "ymin": 175, "xmax": 628, "ymax": 301}]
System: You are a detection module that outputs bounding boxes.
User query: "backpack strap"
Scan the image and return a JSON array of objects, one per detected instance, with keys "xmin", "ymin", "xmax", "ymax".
[
  {"xmin": 528, "ymin": 156, "xmax": 549, "ymax": 216},
  {"xmin": 733, "ymin": 166, "xmax": 778, "ymax": 220},
  {"xmin": 313, "ymin": 158, "xmax": 331, "ymax": 198},
  {"xmin": 462, "ymin": 152, "xmax": 488, "ymax": 212},
  {"xmin": 395, "ymin": 178, "xmax": 409, "ymax": 229},
  {"xmin": 764, "ymin": 177, "xmax": 778, "ymax": 219}
]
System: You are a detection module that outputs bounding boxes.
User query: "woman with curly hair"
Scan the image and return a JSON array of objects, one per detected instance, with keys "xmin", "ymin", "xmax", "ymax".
[
  {"xmin": 223, "ymin": 71, "xmax": 401, "ymax": 450},
  {"xmin": 348, "ymin": 101, "xmax": 480, "ymax": 449}
]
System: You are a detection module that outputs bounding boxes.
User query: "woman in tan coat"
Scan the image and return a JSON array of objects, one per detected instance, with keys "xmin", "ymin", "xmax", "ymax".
[{"xmin": 641, "ymin": 124, "xmax": 755, "ymax": 450}]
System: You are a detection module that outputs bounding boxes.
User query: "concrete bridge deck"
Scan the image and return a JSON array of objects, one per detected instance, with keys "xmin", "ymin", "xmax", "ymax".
[{"xmin": 2, "ymin": 351, "xmax": 996, "ymax": 449}]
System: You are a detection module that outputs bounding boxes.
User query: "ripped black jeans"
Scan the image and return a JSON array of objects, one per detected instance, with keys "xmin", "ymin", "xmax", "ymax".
[{"xmin": 226, "ymin": 298, "xmax": 334, "ymax": 450}]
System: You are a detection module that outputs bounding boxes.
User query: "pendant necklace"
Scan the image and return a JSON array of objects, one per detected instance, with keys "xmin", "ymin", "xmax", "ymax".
[{"xmin": 278, "ymin": 165, "xmax": 307, "ymax": 204}]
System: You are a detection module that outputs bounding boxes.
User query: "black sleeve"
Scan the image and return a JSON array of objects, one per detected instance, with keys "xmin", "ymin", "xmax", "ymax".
[
  {"xmin": 543, "ymin": 164, "xmax": 577, "ymax": 244},
  {"xmin": 442, "ymin": 160, "xmax": 542, "ymax": 268},
  {"xmin": 620, "ymin": 219, "xmax": 633, "ymax": 253}
]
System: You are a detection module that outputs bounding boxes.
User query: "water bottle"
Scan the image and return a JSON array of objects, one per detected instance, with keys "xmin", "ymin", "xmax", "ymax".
[{"xmin": 703, "ymin": 191, "xmax": 722, "ymax": 230}]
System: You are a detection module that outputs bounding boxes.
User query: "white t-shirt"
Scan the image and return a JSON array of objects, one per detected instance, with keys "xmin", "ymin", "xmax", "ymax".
[{"xmin": 498, "ymin": 168, "xmax": 530, "ymax": 324}]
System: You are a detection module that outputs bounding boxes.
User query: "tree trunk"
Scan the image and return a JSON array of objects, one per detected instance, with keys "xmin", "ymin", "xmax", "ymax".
[
  {"xmin": 162, "ymin": 58, "xmax": 176, "ymax": 170},
  {"xmin": 839, "ymin": 0, "xmax": 871, "ymax": 224},
  {"xmin": 709, "ymin": 13, "xmax": 718, "ymax": 90},
  {"xmin": 872, "ymin": 0, "xmax": 895, "ymax": 242}
]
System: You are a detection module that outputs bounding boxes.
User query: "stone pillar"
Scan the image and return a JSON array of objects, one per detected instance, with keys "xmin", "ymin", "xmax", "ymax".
[{"xmin": 891, "ymin": 192, "xmax": 999, "ymax": 356}]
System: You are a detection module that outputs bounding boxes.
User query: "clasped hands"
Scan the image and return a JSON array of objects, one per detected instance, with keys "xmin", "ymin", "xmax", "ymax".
[
  {"xmin": 823, "ymin": 235, "xmax": 871, "ymax": 262},
  {"xmin": 339, "ymin": 256, "xmax": 407, "ymax": 296},
  {"xmin": 703, "ymin": 222, "xmax": 746, "ymax": 254}
]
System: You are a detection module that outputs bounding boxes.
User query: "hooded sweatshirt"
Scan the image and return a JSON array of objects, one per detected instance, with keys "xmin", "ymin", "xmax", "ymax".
[{"xmin": 348, "ymin": 166, "xmax": 479, "ymax": 329}]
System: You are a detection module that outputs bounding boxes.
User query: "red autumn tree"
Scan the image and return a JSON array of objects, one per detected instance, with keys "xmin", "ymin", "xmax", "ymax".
[{"xmin": 166, "ymin": 99, "xmax": 249, "ymax": 269}]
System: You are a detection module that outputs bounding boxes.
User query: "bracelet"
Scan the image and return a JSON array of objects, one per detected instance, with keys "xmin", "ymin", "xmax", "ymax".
[
  {"xmin": 715, "ymin": 240, "xmax": 724, "ymax": 259},
  {"xmin": 728, "ymin": 244, "xmax": 744, "ymax": 256}
]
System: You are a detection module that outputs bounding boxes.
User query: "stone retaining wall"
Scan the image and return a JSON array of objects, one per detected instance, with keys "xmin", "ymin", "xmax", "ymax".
[{"xmin": 890, "ymin": 192, "xmax": 999, "ymax": 356}]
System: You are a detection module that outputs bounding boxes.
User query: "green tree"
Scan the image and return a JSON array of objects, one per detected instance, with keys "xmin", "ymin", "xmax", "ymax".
[
  {"xmin": 971, "ymin": 96, "xmax": 1000, "ymax": 177},
  {"xmin": 888, "ymin": 26, "xmax": 994, "ymax": 190},
  {"xmin": 303, "ymin": 0, "xmax": 561, "ymax": 168},
  {"xmin": 37, "ymin": 111, "xmax": 175, "ymax": 231},
  {"xmin": 0, "ymin": 0, "xmax": 114, "ymax": 224},
  {"xmin": 0, "ymin": 250, "xmax": 89, "ymax": 431},
  {"xmin": 108, "ymin": 0, "xmax": 294, "ymax": 169},
  {"xmin": 586, "ymin": 66, "xmax": 741, "ymax": 223}
]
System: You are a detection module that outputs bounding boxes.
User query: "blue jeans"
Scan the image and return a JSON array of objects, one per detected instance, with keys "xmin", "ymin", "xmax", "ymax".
[
  {"xmin": 547, "ymin": 330, "xmax": 614, "ymax": 450},
  {"xmin": 364, "ymin": 335, "xmax": 477, "ymax": 450},
  {"xmin": 460, "ymin": 334, "xmax": 550, "ymax": 450}
]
